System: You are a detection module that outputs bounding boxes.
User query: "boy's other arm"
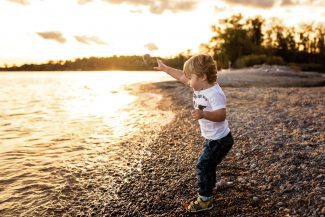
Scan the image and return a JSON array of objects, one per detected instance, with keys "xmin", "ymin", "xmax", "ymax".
[
  {"xmin": 191, "ymin": 108, "xmax": 226, "ymax": 122},
  {"xmin": 154, "ymin": 59, "xmax": 188, "ymax": 86}
]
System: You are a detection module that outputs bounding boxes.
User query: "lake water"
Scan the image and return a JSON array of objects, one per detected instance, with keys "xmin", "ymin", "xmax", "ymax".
[{"xmin": 0, "ymin": 71, "xmax": 173, "ymax": 216}]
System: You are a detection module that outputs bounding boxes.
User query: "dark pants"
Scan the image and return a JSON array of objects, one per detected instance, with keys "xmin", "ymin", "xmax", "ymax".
[{"xmin": 196, "ymin": 131, "xmax": 234, "ymax": 197}]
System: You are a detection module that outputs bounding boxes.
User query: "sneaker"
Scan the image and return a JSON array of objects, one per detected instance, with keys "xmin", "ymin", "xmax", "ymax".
[{"xmin": 184, "ymin": 196, "xmax": 213, "ymax": 213}]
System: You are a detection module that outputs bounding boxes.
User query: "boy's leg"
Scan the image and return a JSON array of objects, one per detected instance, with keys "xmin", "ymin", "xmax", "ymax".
[
  {"xmin": 186, "ymin": 133, "xmax": 234, "ymax": 212},
  {"xmin": 214, "ymin": 132, "xmax": 234, "ymax": 166},
  {"xmin": 196, "ymin": 132, "xmax": 234, "ymax": 197},
  {"xmin": 185, "ymin": 143, "xmax": 214, "ymax": 213},
  {"xmin": 212, "ymin": 132, "xmax": 234, "ymax": 186},
  {"xmin": 196, "ymin": 140, "xmax": 217, "ymax": 198}
]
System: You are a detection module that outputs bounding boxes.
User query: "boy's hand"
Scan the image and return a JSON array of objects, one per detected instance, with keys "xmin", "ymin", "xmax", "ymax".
[
  {"xmin": 154, "ymin": 58, "xmax": 167, "ymax": 71},
  {"xmin": 191, "ymin": 109, "xmax": 203, "ymax": 120}
]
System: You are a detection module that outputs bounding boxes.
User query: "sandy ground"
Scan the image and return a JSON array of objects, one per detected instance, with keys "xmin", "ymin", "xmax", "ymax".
[{"xmin": 98, "ymin": 67, "xmax": 324, "ymax": 217}]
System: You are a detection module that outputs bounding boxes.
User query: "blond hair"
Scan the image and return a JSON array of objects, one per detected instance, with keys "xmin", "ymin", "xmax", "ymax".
[{"xmin": 183, "ymin": 54, "xmax": 218, "ymax": 84}]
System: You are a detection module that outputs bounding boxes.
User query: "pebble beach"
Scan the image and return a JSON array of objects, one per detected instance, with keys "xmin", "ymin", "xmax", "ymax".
[
  {"xmin": 78, "ymin": 66, "xmax": 324, "ymax": 216},
  {"xmin": 1, "ymin": 66, "xmax": 324, "ymax": 216}
]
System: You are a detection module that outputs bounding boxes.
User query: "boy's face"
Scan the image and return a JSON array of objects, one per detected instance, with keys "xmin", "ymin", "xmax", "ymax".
[{"xmin": 187, "ymin": 73, "xmax": 207, "ymax": 91}]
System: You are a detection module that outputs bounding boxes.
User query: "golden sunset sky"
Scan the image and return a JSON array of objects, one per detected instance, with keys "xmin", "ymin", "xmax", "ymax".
[{"xmin": 0, "ymin": 0, "xmax": 324, "ymax": 66}]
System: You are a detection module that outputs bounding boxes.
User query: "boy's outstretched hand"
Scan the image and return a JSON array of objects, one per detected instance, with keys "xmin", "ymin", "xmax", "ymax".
[
  {"xmin": 191, "ymin": 109, "xmax": 203, "ymax": 120},
  {"xmin": 154, "ymin": 58, "xmax": 167, "ymax": 71}
]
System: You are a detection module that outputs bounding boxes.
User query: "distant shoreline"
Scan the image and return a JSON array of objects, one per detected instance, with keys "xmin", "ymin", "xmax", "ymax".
[
  {"xmin": 0, "ymin": 69, "xmax": 159, "ymax": 72},
  {"xmin": 2, "ymin": 65, "xmax": 324, "ymax": 87}
]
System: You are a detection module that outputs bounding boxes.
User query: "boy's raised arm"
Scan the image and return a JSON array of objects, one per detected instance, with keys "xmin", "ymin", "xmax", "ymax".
[{"xmin": 154, "ymin": 58, "xmax": 188, "ymax": 86}]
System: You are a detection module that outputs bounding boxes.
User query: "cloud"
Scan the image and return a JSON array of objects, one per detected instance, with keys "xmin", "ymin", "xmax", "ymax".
[
  {"xmin": 148, "ymin": 0, "xmax": 199, "ymax": 14},
  {"xmin": 77, "ymin": 0, "xmax": 93, "ymax": 4},
  {"xmin": 7, "ymin": 0, "xmax": 29, "ymax": 5},
  {"xmin": 281, "ymin": 0, "xmax": 295, "ymax": 5},
  {"xmin": 222, "ymin": 0, "xmax": 276, "ymax": 8},
  {"xmin": 301, "ymin": 0, "xmax": 325, "ymax": 6},
  {"xmin": 80, "ymin": 0, "xmax": 199, "ymax": 14},
  {"xmin": 74, "ymin": 35, "xmax": 107, "ymax": 45},
  {"xmin": 281, "ymin": 0, "xmax": 325, "ymax": 6},
  {"xmin": 214, "ymin": 6, "xmax": 227, "ymax": 12},
  {"xmin": 130, "ymin": 9, "xmax": 143, "ymax": 13},
  {"xmin": 314, "ymin": 0, "xmax": 325, "ymax": 6},
  {"xmin": 37, "ymin": 32, "xmax": 66, "ymax": 44},
  {"xmin": 144, "ymin": 43, "xmax": 158, "ymax": 51}
]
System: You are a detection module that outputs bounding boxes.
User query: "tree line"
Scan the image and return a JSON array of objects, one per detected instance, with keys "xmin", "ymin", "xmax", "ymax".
[
  {"xmin": 1, "ymin": 14, "xmax": 324, "ymax": 72},
  {"xmin": 201, "ymin": 14, "xmax": 325, "ymax": 71}
]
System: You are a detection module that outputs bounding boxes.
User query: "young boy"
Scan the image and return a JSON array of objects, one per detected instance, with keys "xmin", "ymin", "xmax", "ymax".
[{"xmin": 154, "ymin": 54, "xmax": 234, "ymax": 213}]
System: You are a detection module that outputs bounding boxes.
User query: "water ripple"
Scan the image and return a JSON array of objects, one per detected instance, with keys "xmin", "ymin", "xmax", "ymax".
[{"xmin": 0, "ymin": 71, "xmax": 173, "ymax": 216}]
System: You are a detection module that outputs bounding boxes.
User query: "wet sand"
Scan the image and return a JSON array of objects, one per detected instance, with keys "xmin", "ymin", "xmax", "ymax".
[{"xmin": 99, "ymin": 68, "xmax": 324, "ymax": 216}]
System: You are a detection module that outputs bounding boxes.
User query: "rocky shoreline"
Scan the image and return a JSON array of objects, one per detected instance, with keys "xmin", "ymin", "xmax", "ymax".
[
  {"xmin": 100, "ymin": 79, "xmax": 324, "ymax": 216},
  {"xmin": 217, "ymin": 65, "xmax": 325, "ymax": 87}
]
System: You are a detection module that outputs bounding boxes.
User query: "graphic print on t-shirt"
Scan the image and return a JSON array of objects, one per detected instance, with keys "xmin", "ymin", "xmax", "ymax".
[
  {"xmin": 192, "ymin": 84, "xmax": 230, "ymax": 140},
  {"xmin": 193, "ymin": 93, "xmax": 208, "ymax": 111}
]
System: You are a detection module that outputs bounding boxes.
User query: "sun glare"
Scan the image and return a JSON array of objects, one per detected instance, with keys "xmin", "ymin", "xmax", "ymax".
[{"xmin": 0, "ymin": 0, "xmax": 323, "ymax": 66}]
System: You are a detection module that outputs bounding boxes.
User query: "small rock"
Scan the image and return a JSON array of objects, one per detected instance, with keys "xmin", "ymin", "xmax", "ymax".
[
  {"xmin": 253, "ymin": 197, "xmax": 258, "ymax": 201},
  {"xmin": 260, "ymin": 185, "xmax": 267, "ymax": 190},
  {"xmin": 250, "ymin": 163, "xmax": 257, "ymax": 169},
  {"xmin": 289, "ymin": 165, "xmax": 296, "ymax": 170},
  {"xmin": 216, "ymin": 180, "xmax": 227, "ymax": 188},
  {"xmin": 238, "ymin": 177, "xmax": 244, "ymax": 182},
  {"xmin": 143, "ymin": 54, "xmax": 150, "ymax": 64},
  {"xmin": 277, "ymin": 202, "xmax": 284, "ymax": 206},
  {"xmin": 227, "ymin": 181, "xmax": 234, "ymax": 186},
  {"xmin": 300, "ymin": 164, "xmax": 307, "ymax": 169}
]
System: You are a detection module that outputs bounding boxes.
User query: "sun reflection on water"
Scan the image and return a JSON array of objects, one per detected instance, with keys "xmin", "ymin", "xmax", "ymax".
[
  {"xmin": 0, "ymin": 71, "xmax": 172, "ymax": 153},
  {"xmin": 0, "ymin": 71, "xmax": 174, "ymax": 216}
]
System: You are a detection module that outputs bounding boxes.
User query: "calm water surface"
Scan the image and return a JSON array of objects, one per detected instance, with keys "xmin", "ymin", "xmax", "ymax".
[{"xmin": 0, "ymin": 71, "xmax": 173, "ymax": 216}]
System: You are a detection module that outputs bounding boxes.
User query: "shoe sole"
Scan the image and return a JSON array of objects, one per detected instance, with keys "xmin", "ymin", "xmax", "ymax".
[{"xmin": 188, "ymin": 205, "xmax": 214, "ymax": 213}]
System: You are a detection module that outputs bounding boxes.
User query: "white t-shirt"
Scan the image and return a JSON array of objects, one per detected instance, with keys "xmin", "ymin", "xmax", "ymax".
[{"xmin": 193, "ymin": 84, "xmax": 230, "ymax": 140}]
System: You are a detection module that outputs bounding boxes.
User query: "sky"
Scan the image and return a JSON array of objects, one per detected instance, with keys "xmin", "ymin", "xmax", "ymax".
[{"xmin": 0, "ymin": 0, "xmax": 324, "ymax": 67}]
